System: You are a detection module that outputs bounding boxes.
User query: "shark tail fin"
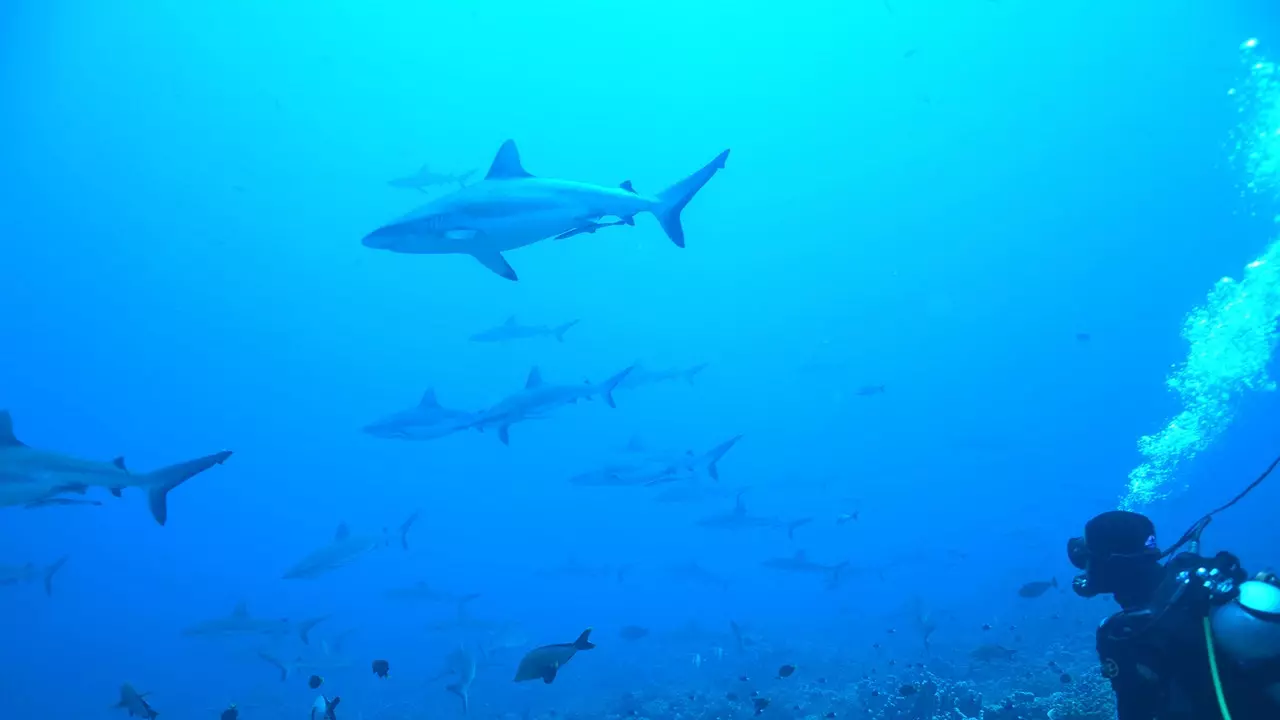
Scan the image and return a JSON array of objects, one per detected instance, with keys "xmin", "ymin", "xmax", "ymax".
[
  {"xmin": 399, "ymin": 510, "xmax": 421, "ymax": 550},
  {"xmin": 258, "ymin": 651, "xmax": 291, "ymax": 682},
  {"xmin": 653, "ymin": 149, "xmax": 729, "ymax": 248},
  {"xmin": 601, "ymin": 366, "xmax": 637, "ymax": 409},
  {"xmin": 573, "ymin": 628, "xmax": 596, "ymax": 651},
  {"xmin": 43, "ymin": 555, "xmax": 69, "ymax": 596},
  {"xmin": 143, "ymin": 450, "xmax": 233, "ymax": 525},
  {"xmin": 786, "ymin": 517, "xmax": 813, "ymax": 540},
  {"xmin": 685, "ymin": 363, "xmax": 709, "ymax": 384},
  {"xmin": 704, "ymin": 435, "xmax": 743, "ymax": 481},
  {"xmin": 554, "ymin": 320, "xmax": 580, "ymax": 343},
  {"xmin": 446, "ymin": 682, "xmax": 470, "ymax": 714},
  {"xmin": 826, "ymin": 561, "xmax": 851, "ymax": 590},
  {"xmin": 297, "ymin": 615, "xmax": 329, "ymax": 645}
]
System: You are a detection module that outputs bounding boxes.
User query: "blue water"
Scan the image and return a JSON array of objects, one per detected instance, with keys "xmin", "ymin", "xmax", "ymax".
[{"xmin": 2, "ymin": 1, "xmax": 1280, "ymax": 718}]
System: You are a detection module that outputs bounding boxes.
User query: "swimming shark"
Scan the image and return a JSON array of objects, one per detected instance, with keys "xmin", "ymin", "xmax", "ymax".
[
  {"xmin": 181, "ymin": 601, "xmax": 328, "ymax": 644},
  {"xmin": 258, "ymin": 642, "xmax": 353, "ymax": 681},
  {"xmin": 617, "ymin": 363, "xmax": 709, "ymax": 390},
  {"xmin": 0, "ymin": 555, "xmax": 69, "ymax": 596},
  {"xmin": 362, "ymin": 140, "xmax": 730, "ymax": 280},
  {"xmin": 0, "ymin": 411, "xmax": 233, "ymax": 525},
  {"xmin": 469, "ymin": 365, "xmax": 635, "ymax": 445},
  {"xmin": 114, "ymin": 683, "xmax": 159, "ymax": 719},
  {"xmin": 362, "ymin": 389, "xmax": 476, "ymax": 441},
  {"xmin": 760, "ymin": 550, "xmax": 850, "ymax": 589},
  {"xmin": 384, "ymin": 581, "xmax": 482, "ymax": 609},
  {"xmin": 695, "ymin": 490, "xmax": 812, "ymax": 538},
  {"xmin": 387, "ymin": 164, "xmax": 477, "ymax": 192},
  {"xmin": 283, "ymin": 512, "xmax": 420, "ymax": 580},
  {"xmin": 470, "ymin": 316, "xmax": 580, "ymax": 344},
  {"xmin": 666, "ymin": 560, "xmax": 731, "ymax": 591},
  {"xmin": 439, "ymin": 645, "xmax": 478, "ymax": 714}
]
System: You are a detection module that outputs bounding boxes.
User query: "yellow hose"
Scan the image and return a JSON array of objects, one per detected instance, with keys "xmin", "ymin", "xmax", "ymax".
[{"xmin": 1204, "ymin": 616, "xmax": 1233, "ymax": 720}]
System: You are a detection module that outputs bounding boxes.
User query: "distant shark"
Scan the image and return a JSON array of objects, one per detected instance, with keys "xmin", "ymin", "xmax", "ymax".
[
  {"xmin": 0, "ymin": 555, "xmax": 69, "ymax": 596},
  {"xmin": 438, "ymin": 645, "xmax": 478, "ymax": 714},
  {"xmin": 568, "ymin": 435, "xmax": 739, "ymax": 488},
  {"xmin": 114, "ymin": 683, "xmax": 159, "ymax": 719},
  {"xmin": 618, "ymin": 363, "xmax": 709, "ymax": 390},
  {"xmin": 182, "ymin": 601, "xmax": 328, "ymax": 644},
  {"xmin": 470, "ymin": 316, "xmax": 580, "ymax": 344},
  {"xmin": 362, "ymin": 140, "xmax": 730, "ymax": 281},
  {"xmin": 469, "ymin": 365, "xmax": 635, "ymax": 445},
  {"xmin": 363, "ymin": 389, "xmax": 476, "ymax": 441},
  {"xmin": 760, "ymin": 550, "xmax": 850, "ymax": 589},
  {"xmin": 283, "ymin": 513, "xmax": 419, "ymax": 580},
  {"xmin": 695, "ymin": 490, "xmax": 811, "ymax": 538},
  {"xmin": 0, "ymin": 411, "xmax": 232, "ymax": 525},
  {"xmin": 258, "ymin": 641, "xmax": 353, "ymax": 681},
  {"xmin": 387, "ymin": 164, "xmax": 477, "ymax": 192}
]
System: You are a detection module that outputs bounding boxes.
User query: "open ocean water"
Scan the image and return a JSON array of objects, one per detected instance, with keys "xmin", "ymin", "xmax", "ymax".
[{"xmin": 2, "ymin": 1, "xmax": 1280, "ymax": 719}]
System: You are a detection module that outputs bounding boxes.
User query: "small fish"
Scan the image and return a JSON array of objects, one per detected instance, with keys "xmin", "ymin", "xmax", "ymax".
[
  {"xmin": 739, "ymin": 675, "xmax": 749, "ymax": 682},
  {"xmin": 371, "ymin": 659, "xmax": 390, "ymax": 678},
  {"xmin": 970, "ymin": 644, "xmax": 1018, "ymax": 662},
  {"xmin": 726, "ymin": 692, "xmax": 739, "ymax": 701},
  {"xmin": 836, "ymin": 511, "xmax": 859, "ymax": 524},
  {"xmin": 777, "ymin": 664, "xmax": 796, "ymax": 678},
  {"xmin": 1076, "ymin": 332, "xmax": 1091, "ymax": 342},
  {"xmin": 513, "ymin": 629, "xmax": 595, "ymax": 684},
  {"xmin": 899, "ymin": 684, "xmax": 918, "ymax": 697},
  {"xmin": 856, "ymin": 384, "xmax": 886, "ymax": 397},
  {"xmin": 1060, "ymin": 673, "xmax": 1073, "ymax": 684},
  {"xmin": 1017, "ymin": 578, "xmax": 1058, "ymax": 598},
  {"xmin": 309, "ymin": 675, "xmax": 324, "ymax": 689},
  {"xmin": 817, "ymin": 677, "xmax": 827, "ymax": 684},
  {"xmin": 886, "ymin": 628, "xmax": 896, "ymax": 634},
  {"xmin": 753, "ymin": 698, "xmax": 770, "ymax": 715},
  {"xmin": 888, "ymin": 659, "xmax": 897, "ymax": 666},
  {"xmin": 221, "ymin": 705, "xmax": 239, "ymax": 720},
  {"xmin": 618, "ymin": 625, "xmax": 650, "ymax": 641},
  {"xmin": 825, "ymin": 713, "xmax": 836, "ymax": 719},
  {"xmin": 981, "ymin": 624, "xmax": 992, "ymax": 631},
  {"xmin": 692, "ymin": 653, "xmax": 703, "ymax": 668}
]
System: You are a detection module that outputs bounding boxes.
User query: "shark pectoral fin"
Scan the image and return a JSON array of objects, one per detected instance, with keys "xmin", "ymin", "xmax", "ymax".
[
  {"xmin": 470, "ymin": 251, "xmax": 518, "ymax": 281},
  {"xmin": 498, "ymin": 424, "xmax": 511, "ymax": 446},
  {"xmin": 112, "ymin": 456, "xmax": 128, "ymax": 471},
  {"xmin": 109, "ymin": 487, "xmax": 123, "ymax": 498}
]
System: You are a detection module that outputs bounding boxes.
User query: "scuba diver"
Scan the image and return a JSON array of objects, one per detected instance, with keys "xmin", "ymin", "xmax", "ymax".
[{"xmin": 1067, "ymin": 458, "xmax": 1280, "ymax": 720}]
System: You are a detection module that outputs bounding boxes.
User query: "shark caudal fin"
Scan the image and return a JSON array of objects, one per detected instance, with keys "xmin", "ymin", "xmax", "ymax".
[
  {"xmin": 703, "ymin": 435, "xmax": 744, "ymax": 481},
  {"xmin": 786, "ymin": 518, "xmax": 813, "ymax": 540},
  {"xmin": 573, "ymin": 628, "xmax": 596, "ymax": 651},
  {"xmin": 446, "ymin": 682, "xmax": 470, "ymax": 714},
  {"xmin": 43, "ymin": 555, "xmax": 69, "ymax": 596},
  {"xmin": 601, "ymin": 366, "xmax": 637, "ymax": 409},
  {"xmin": 144, "ymin": 450, "xmax": 233, "ymax": 526},
  {"xmin": 297, "ymin": 615, "xmax": 329, "ymax": 645},
  {"xmin": 554, "ymin": 320, "xmax": 580, "ymax": 343},
  {"xmin": 398, "ymin": 510, "xmax": 421, "ymax": 550},
  {"xmin": 654, "ymin": 149, "xmax": 729, "ymax": 248}
]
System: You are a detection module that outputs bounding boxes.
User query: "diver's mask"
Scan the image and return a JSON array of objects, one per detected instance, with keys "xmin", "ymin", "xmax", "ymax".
[{"xmin": 1066, "ymin": 536, "xmax": 1102, "ymax": 597}]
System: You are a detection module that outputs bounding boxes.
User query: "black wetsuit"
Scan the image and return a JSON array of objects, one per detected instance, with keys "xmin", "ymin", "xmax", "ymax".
[{"xmin": 1096, "ymin": 552, "xmax": 1280, "ymax": 720}]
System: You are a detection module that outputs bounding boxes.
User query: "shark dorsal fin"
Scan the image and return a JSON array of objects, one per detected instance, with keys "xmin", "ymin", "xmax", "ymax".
[
  {"xmin": 232, "ymin": 601, "xmax": 249, "ymax": 618},
  {"xmin": 335, "ymin": 523, "xmax": 351, "ymax": 541},
  {"xmin": 504, "ymin": 315, "xmax": 518, "ymax": 326},
  {"xmin": 112, "ymin": 456, "xmax": 127, "ymax": 471},
  {"xmin": 485, "ymin": 140, "xmax": 533, "ymax": 180},
  {"xmin": 619, "ymin": 180, "xmax": 636, "ymax": 194},
  {"xmin": 419, "ymin": 389, "xmax": 440, "ymax": 408},
  {"xmin": 733, "ymin": 491, "xmax": 747, "ymax": 515},
  {"xmin": 525, "ymin": 367, "xmax": 543, "ymax": 389},
  {"xmin": 0, "ymin": 411, "xmax": 24, "ymax": 447}
]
